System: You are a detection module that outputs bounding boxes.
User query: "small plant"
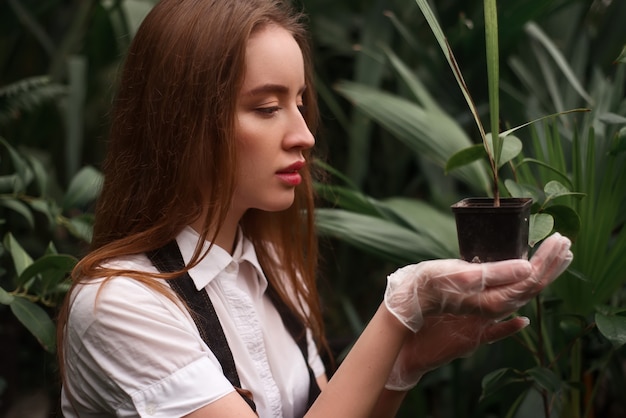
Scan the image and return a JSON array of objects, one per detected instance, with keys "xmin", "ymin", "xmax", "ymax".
[
  {"xmin": 415, "ymin": 0, "xmax": 587, "ymax": 208},
  {"xmin": 322, "ymin": 1, "xmax": 626, "ymax": 415}
]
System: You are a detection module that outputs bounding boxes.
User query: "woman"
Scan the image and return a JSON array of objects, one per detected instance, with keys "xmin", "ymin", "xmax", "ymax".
[{"xmin": 57, "ymin": 0, "xmax": 573, "ymax": 416}]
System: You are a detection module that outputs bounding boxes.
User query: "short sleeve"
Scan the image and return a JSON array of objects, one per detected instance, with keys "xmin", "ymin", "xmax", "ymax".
[{"xmin": 63, "ymin": 276, "xmax": 235, "ymax": 417}]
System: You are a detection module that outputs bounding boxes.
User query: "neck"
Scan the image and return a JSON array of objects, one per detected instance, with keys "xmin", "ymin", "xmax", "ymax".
[{"xmin": 190, "ymin": 208, "xmax": 243, "ymax": 255}]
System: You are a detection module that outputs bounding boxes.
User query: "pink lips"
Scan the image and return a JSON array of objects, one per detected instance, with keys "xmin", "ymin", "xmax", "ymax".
[{"xmin": 276, "ymin": 160, "xmax": 305, "ymax": 186}]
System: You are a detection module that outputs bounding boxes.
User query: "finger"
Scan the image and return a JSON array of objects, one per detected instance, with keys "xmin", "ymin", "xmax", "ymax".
[
  {"xmin": 481, "ymin": 259, "xmax": 532, "ymax": 287},
  {"xmin": 481, "ymin": 316, "xmax": 530, "ymax": 344},
  {"xmin": 428, "ymin": 259, "xmax": 531, "ymax": 291},
  {"xmin": 530, "ymin": 233, "xmax": 571, "ymax": 274},
  {"xmin": 421, "ymin": 260, "xmax": 486, "ymax": 294},
  {"xmin": 461, "ymin": 294, "xmax": 522, "ymax": 318},
  {"xmin": 530, "ymin": 233, "xmax": 573, "ymax": 288},
  {"xmin": 453, "ymin": 273, "xmax": 539, "ymax": 317}
]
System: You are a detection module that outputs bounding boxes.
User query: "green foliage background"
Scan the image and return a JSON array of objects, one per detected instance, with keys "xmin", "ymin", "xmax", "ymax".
[{"xmin": 1, "ymin": 0, "xmax": 625, "ymax": 416}]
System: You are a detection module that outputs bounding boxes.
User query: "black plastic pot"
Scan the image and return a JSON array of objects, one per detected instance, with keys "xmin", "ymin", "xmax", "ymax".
[{"xmin": 451, "ymin": 197, "xmax": 532, "ymax": 263}]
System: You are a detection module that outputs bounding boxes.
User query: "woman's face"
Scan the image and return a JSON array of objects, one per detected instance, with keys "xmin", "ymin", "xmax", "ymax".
[{"xmin": 231, "ymin": 24, "xmax": 315, "ymax": 218}]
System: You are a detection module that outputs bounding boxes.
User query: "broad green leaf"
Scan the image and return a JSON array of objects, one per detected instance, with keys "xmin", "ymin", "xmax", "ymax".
[
  {"xmin": 0, "ymin": 197, "xmax": 34, "ymax": 228},
  {"xmin": 28, "ymin": 198, "xmax": 59, "ymax": 226},
  {"xmin": 315, "ymin": 208, "xmax": 449, "ymax": 264},
  {"xmin": 3, "ymin": 233, "xmax": 33, "ymax": 276},
  {"xmin": 487, "ymin": 133, "xmax": 523, "ymax": 168},
  {"xmin": 598, "ymin": 112, "xmax": 626, "ymax": 125},
  {"xmin": 543, "ymin": 205, "xmax": 581, "ymax": 240},
  {"xmin": 446, "ymin": 135, "xmax": 522, "ymax": 174},
  {"xmin": 481, "ymin": 368, "xmax": 523, "ymax": 400},
  {"xmin": 315, "ymin": 184, "xmax": 381, "ymax": 217},
  {"xmin": 44, "ymin": 241, "xmax": 58, "ymax": 256},
  {"xmin": 67, "ymin": 215, "xmax": 95, "ymax": 243},
  {"xmin": 544, "ymin": 180, "xmax": 569, "ymax": 197},
  {"xmin": 24, "ymin": 152, "xmax": 49, "ymax": 195},
  {"xmin": 0, "ymin": 287, "xmax": 14, "ymax": 305},
  {"xmin": 0, "ymin": 136, "xmax": 31, "ymax": 193},
  {"xmin": 504, "ymin": 180, "xmax": 542, "ymax": 203},
  {"xmin": 526, "ymin": 367, "xmax": 564, "ymax": 393},
  {"xmin": 595, "ymin": 313, "xmax": 626, "ymax": 348},
  {"xmin": 10, "ymin": 296, "xmax": 56, "ymax": 352},
  {"xmin": 445, "ymin": 144, "xmax": 485, "ymax": 174},
  {"xmin": 377, "ymin": 197, "xmax": 458, "ymax": 257},
  {"xmin": 544, "ymin": 180, "xmax": 585, "ymax": 201},
  {"xmin": 335, "ymin": 72, "xmax": 490, "ymax": 194},
  {"xmin": 314, "ymin": 160, "xmax": 359, "ymax": 190},
  {"xmin": 529, "ymin": 213, "xmax": 554, "ymax": 247},
  {"xmin": 16, "ymin": 254, "xmax": 77, "ymax": 289},
  {"xmin": 0, "ymin": 174, "xmax": 19, "ymax": 192},
  {"xmin": 62, "ymin": 166, "xmax": 103, "ymax": 210}
]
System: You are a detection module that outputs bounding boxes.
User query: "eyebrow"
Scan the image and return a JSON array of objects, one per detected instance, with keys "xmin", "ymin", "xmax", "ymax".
[{"xmin": 242, "ymin": 83, "xmax": 307, "ymax": 97}]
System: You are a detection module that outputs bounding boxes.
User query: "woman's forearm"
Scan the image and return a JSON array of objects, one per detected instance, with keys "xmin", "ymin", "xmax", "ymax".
[
  {"xmin": 369, "ymin": 388, "xmax": 409, "ymax": 418},
  {"xmin": 306, "ymin": 303, "xmax": 411, "ymax": 418}
]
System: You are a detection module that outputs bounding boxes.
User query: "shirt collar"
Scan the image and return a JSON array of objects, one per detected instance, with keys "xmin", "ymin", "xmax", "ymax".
[{"xmin": 175, "ymin": 226, "xmax": 267, "ymax": 292}]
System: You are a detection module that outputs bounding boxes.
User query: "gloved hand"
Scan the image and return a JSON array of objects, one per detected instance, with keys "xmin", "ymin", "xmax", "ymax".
[
  {"xmin": 385, "ymin": 314, "xmax": 530, "ymax": 391},
  {"xmin": 384, "ymin": 232, "xmax": 573, "ymax": 333},
  {"xmin": 382, "ymin": 232, "xmax": 573, "ymax": 391}
]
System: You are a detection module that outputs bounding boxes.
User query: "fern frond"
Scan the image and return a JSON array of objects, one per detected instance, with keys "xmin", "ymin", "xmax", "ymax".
[{"xmin": 0, "ymin": 76, "xmax": 67, "ymax": 124}]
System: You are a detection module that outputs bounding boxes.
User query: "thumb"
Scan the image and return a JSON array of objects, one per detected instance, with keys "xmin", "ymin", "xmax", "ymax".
[{"xmin": 530, "ymin": 233, "xmax": 573, "ymax": 288}]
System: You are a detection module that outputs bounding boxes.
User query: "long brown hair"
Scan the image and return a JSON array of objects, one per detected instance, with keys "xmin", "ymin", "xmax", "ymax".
[{"xmin": 57, "ymin": 0, "xmax": 328, "ymax": 383}]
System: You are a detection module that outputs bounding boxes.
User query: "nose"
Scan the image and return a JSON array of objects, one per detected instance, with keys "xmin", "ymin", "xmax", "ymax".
[{"xmin": 284, "ymin": 106, "xmax": 315, "ymax": 150}]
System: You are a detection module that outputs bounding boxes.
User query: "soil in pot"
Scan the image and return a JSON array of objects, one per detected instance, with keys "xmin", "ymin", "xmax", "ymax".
[{"xmin": 451, "ymin": 197, "xmax": 532, "ymax": 263}]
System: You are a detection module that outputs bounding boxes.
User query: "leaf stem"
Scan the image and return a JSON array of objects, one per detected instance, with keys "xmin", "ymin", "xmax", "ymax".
[{"xmin": 484, "ymin": 0, "xmax": 501, "ymax": 205}]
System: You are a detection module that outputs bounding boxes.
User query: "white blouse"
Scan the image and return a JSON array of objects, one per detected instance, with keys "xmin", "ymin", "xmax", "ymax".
[{"xmin": 61, "ymin": 226, "xmax": 325, "ymax": 417}]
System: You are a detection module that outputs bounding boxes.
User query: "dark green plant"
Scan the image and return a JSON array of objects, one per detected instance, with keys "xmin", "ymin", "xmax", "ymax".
[
  {"xmin": 316, "ymin": 0, "xmax": 626, "ymax": 416},
  {"xmin": 0, "ymin": 135, "xmax": 101, "ymax": 352},
  {"xmin": 0, "ymin": 0, "xmax": 147, "ymax": 412}
]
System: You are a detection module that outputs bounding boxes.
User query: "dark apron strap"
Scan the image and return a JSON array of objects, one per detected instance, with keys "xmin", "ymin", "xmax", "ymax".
[
  {"xmin": 266, "ymin": 286, "xmax": 322, "ymax": 406},
  {"xmin": 146, "ymin": 241, "xmax": 257, "ymax": 413},
  {"xmin": 146, "ymin": 240, "xmax": 320, "ymax": 414}
]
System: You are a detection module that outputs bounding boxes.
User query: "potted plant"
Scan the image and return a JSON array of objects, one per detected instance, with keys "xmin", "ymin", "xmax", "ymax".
[{"xmin": 414, "ymin": 0, "xmax": 585, "ymax": 262}]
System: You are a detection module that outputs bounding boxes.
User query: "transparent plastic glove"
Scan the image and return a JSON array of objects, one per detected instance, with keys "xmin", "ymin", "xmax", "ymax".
[
  {"xmin": 384, "ymin": 232, "xmax": 573, "ymax": 333},
  {"xmin": 528, "ymin": 232, "xmax": 573, "ymax": 293},
  {"xmin": 385, "ymin": 314, "xmax": 530, "ymax": 391}
]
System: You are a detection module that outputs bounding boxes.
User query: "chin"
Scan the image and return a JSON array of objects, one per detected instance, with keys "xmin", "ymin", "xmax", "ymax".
[
  {"xmin": 259, "ymin": 193, "xmax": 296, "ymax": 212},
  {"xmin": 264, "ymin": 201, "xmax": 295, "ymax": 212}
]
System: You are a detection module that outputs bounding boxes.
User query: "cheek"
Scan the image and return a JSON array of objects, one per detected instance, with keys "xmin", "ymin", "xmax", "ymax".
[
  {"xmin": 235, "ymin": 115, "xmax": 276, "ymax": 176},
  {"xmin": 235, "ymin": 135, "xmax": 264, "ymax": 181}
]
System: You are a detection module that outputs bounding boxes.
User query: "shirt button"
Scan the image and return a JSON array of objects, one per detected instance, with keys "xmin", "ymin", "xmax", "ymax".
[{"xmin": 145, "ymin": 404, "xmax": 156, "ymax": 415}]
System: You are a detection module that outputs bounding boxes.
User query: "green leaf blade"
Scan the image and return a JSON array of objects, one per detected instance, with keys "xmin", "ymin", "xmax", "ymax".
[
  {"xmin": 10, "ymin": 296, "xmax": 56, "ymax": 352},
  {"xmin": 16, "ymin": 254, "xmax": 77, "ymax": 289},
  {"xmin": 595, "ymin": 313, "xmax": 626, "ymax": 348},
  {"xmin": 3, "ymin": 233, "xmax": 33, "ymax": 277},
  {"xmin": 62, "ymin": 166, "xmax": 103, "ymax": 211},
  {"xmin": 0, "ymin": 287, "xmax": 15, "ymax": 305},
  {"xmin": 529, "ymin": 213, "xmax": 554, "ymax": 247}
]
